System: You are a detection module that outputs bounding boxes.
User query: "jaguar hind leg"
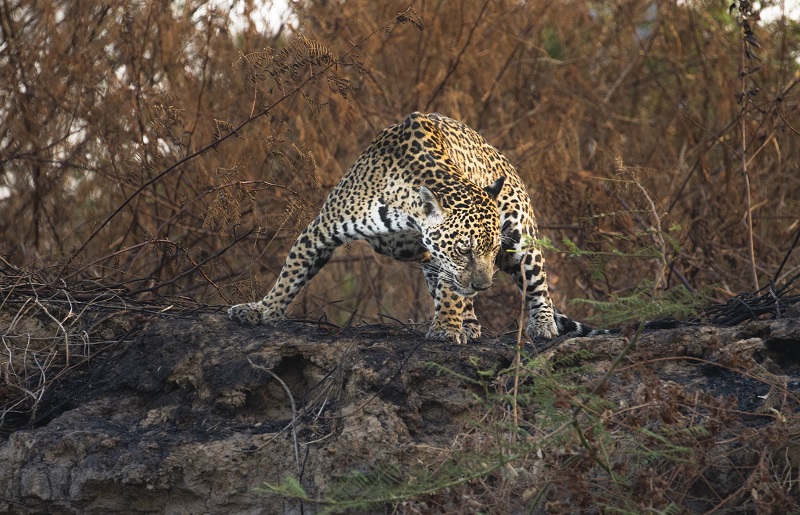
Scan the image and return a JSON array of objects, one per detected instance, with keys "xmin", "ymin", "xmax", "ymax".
[
  {"xmin": 229, "ymin": 219, "xmax": 337, "ymax": 325},
  {"xmin": 497, "ymin": 219, "xmax": 559, "ymax": 340},
  {"xmin": 500, "ymin": 249, "xmax": 559, "ymax": 339}
]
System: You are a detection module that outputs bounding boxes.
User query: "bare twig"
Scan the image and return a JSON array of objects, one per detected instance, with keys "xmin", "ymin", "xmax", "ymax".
[
  {"xmin": 511, "ymin": 256, "xmax": 527, "ymax": 439},
  {"xmin": 773, "ymin": 225, "xmax": 800, "ymax": 284},
  {"xmin": 131, "ymin": 228, "xmax": 254, "ymax": 299},
  {"xmin": 632, "ymin": 179, "xmax": 667, "ymax": 293},
  {"xmin": 248, "ymin": 359, "xmax": 301, "ymax": 473},
  {"xmin": 737, "ymin": 2, "xmax": 760, "ymax": 291},
  {"xmin": 423, "ymin": 0, "xmax": 490, "ymax": 111}
]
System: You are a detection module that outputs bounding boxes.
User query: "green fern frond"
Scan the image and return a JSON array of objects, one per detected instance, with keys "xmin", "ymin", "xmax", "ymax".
[{"xmin": 572, "ymin": 283, "xmax": 708, "ymax": 327}]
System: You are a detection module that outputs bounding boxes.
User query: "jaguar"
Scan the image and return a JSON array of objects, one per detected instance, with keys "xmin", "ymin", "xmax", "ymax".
[{"xmin": 229, "ymin": 112, "xmax": 591, "ymax": 343}]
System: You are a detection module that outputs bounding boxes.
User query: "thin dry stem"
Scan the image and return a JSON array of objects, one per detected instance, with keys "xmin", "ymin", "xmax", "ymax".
[
  {"xmin": 248, "ymin": 358, "xmax": 301, "ymax": 473},
  {"xmin": 511, "ymin": 255, "xmax": 527, "ymax": 438},
  {"xmin": 740, "ymin": 8, "xmax": 760, "ymax": 291}
]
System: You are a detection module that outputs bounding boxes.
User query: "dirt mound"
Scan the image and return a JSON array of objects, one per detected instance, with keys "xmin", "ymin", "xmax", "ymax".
[
  {"xmin": 0, "ymin": 315, "xmax": 514, "ymax": 513},
  {"xmin": 2, "ymin": 312, "xmax": 800, "ymax": 513}
]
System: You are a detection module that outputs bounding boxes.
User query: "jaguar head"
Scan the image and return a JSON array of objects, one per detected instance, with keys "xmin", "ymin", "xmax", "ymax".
[{"xmin": 419, "ymin": 177, "xmax": 505, "ymax": 296}]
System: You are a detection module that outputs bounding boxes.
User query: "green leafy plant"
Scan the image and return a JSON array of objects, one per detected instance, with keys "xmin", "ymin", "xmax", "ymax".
[{"xmin": 528, "ymin": 227, "xmax": 710, "ymax": 328}]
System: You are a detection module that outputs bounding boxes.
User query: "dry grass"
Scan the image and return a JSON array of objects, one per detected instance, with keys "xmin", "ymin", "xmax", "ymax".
[
  {"xmin": 0, "ymin": 256, "xmax": 207, "ymax": 430},
  {"xmin": 2, "ymin": 0, "xmax": 798, "ymax": 335}
]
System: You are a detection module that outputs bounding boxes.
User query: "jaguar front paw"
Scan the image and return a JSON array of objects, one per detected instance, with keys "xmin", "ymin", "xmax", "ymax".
[
  {"xmin": 427, "ymin": 319, "xmax": 479, "ymax": 345},
  {"xmin": 461, "ymin": 318, "xmax": 482, "ymax": 341},
  {"xmin": 228, "ymin": 303, "xmax": 262, "ymax": 325},
  {"xmin": 426, "ymin": 325, "xmax": 467, "ymax": 344},
  {"xmin": 228, "ymin": 302, "xmax": 281, "ymax": 326}
]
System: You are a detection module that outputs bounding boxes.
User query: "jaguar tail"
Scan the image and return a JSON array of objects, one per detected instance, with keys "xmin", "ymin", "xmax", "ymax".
[{"xmin": 554, "ymin": 310, "xmax": 612, "ymax": 337}]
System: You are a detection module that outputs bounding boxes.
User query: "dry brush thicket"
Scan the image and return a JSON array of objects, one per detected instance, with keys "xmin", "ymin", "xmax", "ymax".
[
  {"xmin": 1, "ymin": 2, "xmax": 799, "ymax": 341},
  {"xmin": 2, "ymin": 0, "xmax": 799, "ymax": 327}
]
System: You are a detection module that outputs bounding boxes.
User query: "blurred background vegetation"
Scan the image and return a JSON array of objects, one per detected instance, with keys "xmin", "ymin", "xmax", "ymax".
[{"xmin": 2, "ymin": 0, "xmax": 799, "ymax": 333}]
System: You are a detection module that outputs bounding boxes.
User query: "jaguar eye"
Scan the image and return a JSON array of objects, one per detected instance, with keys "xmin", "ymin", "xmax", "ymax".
[{"xmin": 456, "ymin": 243, "xmax": 470, "ymax": 255}]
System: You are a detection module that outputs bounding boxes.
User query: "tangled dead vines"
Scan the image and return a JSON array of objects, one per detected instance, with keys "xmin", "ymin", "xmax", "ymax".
[
  {"xmin": 0, "ymin": 258, "xmax": 211, "ymax": 433},
  {"xmin": 701, "ymin": 273, "xmax": 800, "ymax": 327}
]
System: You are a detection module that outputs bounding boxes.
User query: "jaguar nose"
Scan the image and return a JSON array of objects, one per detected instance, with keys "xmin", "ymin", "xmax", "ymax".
[{"xmin": 471, "ymin": 281, "xmax": 491, "ymax": 292}]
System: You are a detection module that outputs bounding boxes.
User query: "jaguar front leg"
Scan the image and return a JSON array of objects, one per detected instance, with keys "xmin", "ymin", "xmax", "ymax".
[
  {"xmin": 460, "ymin": 298, "xmax": 482, "ymax": 341},
  {"xmin": 423, "ymin": 265, "xmax": 480, "ymax": 344}
]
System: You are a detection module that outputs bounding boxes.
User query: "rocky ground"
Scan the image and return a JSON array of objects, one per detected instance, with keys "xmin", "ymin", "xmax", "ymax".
[{"xmin": 2, "ymin": 307, "xmax": 800, "ymax": 513}]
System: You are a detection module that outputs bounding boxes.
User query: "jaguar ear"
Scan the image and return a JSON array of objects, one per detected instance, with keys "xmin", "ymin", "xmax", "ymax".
[
  {"xmin": 483, "ymin": 176, "xmax": 506, "ymax": 200},
  {"xmin": 419, "ymin": 186, "xmax": 444, "ymax": 225}
]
